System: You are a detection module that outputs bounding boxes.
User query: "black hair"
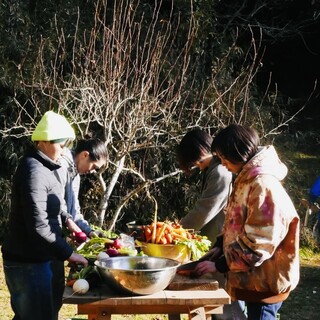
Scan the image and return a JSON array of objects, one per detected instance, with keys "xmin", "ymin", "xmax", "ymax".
[
  {"xmin": 176, "ymin": 129, "xmax": 213, "ymax": 172},
  {"xmin": 211, "ymin": 124, "xmax": 259, "ymax": 164},
  {"xmin": 74, "ymin": 139, "xmax": 108, "ymax": 162}
]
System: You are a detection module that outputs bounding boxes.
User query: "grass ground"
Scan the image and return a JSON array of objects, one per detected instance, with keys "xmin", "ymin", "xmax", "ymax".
[{"xmin": 1, "ymin": 246, "xmax": 319, "ymax": 320}]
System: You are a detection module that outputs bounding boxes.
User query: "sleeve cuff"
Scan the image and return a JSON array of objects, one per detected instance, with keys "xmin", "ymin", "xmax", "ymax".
[
  {"xmin": 215, "ymin": 255, "xmax": 229, "ymax": 273},
  {"xmin": 60, "ymin": 211, "xmax": 72, "ymax": 224},
  {"xmin": 213, "ymin": 234, "xmax": 223, "ymax": 249}
]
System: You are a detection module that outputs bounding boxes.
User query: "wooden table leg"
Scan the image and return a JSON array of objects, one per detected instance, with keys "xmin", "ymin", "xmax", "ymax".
[
  {"xmin": 168, "ymin": 315, "xmax": 181, "ymax": 320},
  {"xmin": 188, "ymin": 306, "xmax": 208, "ymax": 320},
  {"xmin": 88, "ymin": 313, "xmax": 111, "ymax": 320}
]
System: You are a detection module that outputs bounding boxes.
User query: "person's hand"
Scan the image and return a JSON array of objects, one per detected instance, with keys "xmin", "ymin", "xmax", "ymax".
[
  {"xmin": 66, "ymin": 218, "xmax": 82, "ymax": 233},
  {"xmin": 68, "ymin": 252, "xmax": 88, "ymax": 266},
  {"xmin": 193, "ymin": 260, "xmax": 217, "ymax": 277}
]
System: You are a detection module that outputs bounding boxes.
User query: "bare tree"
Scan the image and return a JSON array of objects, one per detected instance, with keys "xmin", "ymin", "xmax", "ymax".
[
  {"xmin": 4, "ymin": 0, "xmax": 209, "ymax": 229},
  {"xmin": 0, "ymin": 0, "xmax": 297, "ymax": 230}
]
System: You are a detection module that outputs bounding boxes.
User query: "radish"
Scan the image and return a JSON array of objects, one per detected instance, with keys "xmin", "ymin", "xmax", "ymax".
[
  {"xmin": 74, "ymin": 231, "xmax": 87, "ymax": 243},
  {"xmin": 113, "ymin": 238, "xmax": 123, "ymax": 249},
  {"xmin": 97, "ymin": 251, "xmax": 109, "ymax": 261},
  {"xmin": 72, "ymin": 279, "xmax": 89, "ymax": 294},
  {"xmin": 106, "ymin": 248, "xmax": 119, "ymax": 257}
]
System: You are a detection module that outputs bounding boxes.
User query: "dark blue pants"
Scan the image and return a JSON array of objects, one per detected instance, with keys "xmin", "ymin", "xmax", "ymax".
[
  {"xmin": 3, "ymin": 260, "xmax": 56, "ymax": 320},
  {"xmin": 246, "ymin": 301, "xmax": 282, "ymax": 320}
]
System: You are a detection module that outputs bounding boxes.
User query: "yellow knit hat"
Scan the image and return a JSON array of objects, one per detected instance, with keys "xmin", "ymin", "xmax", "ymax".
[{"xmin": 31, "ymin": 111, "xmax": 75, "ymax": 142}]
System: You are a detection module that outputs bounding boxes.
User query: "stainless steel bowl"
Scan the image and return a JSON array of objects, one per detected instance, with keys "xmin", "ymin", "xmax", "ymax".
[{"xmin": 94, "ymin": 256, "xmax": 180, "ymax": 295}]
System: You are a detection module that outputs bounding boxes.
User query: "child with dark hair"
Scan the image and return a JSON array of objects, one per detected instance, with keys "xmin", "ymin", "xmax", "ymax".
[
  {"xmin": 195, "ymin": 124, "xmax": 300, "ymax": 320},
  {"xmin": 177, "ymin": 129, "xmax": 232, "ymax": 243},
  {"xmin": 51, "ymin": 138, "xmax": 108, "ymax": 317},
  {"xmin": 55, "ymin": 138, "xmax": 108, "ymax": 238},
  {"xmin": 176, "ymin": 129, "xmax": 247, "ymax": 320}
]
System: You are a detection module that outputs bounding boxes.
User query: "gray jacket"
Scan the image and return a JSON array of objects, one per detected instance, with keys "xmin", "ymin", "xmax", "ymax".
[
  {"xmin": 55, "ymin": 149, "xmax": 92, "ymax": 235},
  {"xmin": 180, "ymin": 157, "xmax": 232, "ymax": 243},
  {"xmin": 2, "ymin": 147, "xmax": 73, "ymax": 262}
]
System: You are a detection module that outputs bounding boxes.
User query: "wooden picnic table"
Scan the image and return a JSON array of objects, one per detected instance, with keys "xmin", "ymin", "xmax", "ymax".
[{"xmin": 63, "ymin": 274, "xmax": 230, "ymax": 320}]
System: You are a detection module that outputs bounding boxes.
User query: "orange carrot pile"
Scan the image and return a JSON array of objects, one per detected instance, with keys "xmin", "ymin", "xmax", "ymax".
[{"xmin": 142, "ymin": 221, "xmax": 194, "ymax": 244}]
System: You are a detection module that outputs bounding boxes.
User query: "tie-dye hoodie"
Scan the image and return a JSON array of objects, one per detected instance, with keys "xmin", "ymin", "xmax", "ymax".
[{"xmin": 216, "ymin": 145, "xmax": 300, "ymax": 303}]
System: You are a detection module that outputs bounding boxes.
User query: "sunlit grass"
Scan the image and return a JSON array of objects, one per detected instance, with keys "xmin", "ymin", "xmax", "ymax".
[{"xmin": 300, "ymin": 246, "xmax": 320, "ymax": 265}]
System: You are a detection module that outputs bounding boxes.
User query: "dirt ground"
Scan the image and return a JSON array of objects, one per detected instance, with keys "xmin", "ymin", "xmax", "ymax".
[
  {"xmin": 1, "ymin": 253, "xmax": 319, "ymax": 320},
  {"xmin": 279, "ymin": 260, "xmax": 320, "ymax": 320}
]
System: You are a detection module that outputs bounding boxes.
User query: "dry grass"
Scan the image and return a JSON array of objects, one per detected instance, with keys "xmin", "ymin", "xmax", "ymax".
[
  {"xmin": 1, "ymin": 248, "xmax": 320, "ymax": 320},
  {"xmin": 0, "ymin": 256, "xmax": 12, "ymax": 320}
]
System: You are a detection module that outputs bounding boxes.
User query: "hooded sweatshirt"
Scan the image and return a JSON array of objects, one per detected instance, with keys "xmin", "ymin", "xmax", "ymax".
[
  {"xmin": 54, "ymin": 148, "xmax": 92, "ymax": 235},
  {"xmin": 215, "ymin": 145, "xmax": 300, "ymax": 303}
]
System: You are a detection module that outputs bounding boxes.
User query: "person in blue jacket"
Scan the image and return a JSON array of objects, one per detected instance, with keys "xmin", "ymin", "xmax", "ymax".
[{"xmin": 309, "ymin": 176, "xmax": 320, "ymax": 241}]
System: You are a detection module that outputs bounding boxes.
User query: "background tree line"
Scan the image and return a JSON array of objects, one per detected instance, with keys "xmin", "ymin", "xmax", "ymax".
[{"xmin": 0, "ymin": 0, "xmax": 320, "ymax": 243}]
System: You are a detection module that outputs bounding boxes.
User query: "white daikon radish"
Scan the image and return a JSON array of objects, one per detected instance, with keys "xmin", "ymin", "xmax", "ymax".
[{"xmin": 72, "ymin": 279, "xmax": 89, "ymax": 294}]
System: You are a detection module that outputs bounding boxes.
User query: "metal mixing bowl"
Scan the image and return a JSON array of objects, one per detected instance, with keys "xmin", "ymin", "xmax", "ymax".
[{"xmin": 94, "ymin": 256, "xmax": 180, "ymax": 295}]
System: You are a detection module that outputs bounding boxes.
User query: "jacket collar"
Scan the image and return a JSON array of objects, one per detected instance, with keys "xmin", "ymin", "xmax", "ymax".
[{"xmin": 27, "ymin": 146, "xmax": 61, "ymax": 171}]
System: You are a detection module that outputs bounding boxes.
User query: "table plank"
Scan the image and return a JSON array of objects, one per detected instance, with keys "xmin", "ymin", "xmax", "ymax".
[
  {"xmin": 63, "ymin": 272, "xmax": 231, "ymax": 319},
  {"xmin": 164, "ymin": 289, "xmax": 230, "ymax": 305},
  {"xmin": 168, "ymin": 274, "xmax": 219, "ymax": 291},
  {"xmin": 64, "ymin": 286, "xmax": 230, "ymax": 306}
]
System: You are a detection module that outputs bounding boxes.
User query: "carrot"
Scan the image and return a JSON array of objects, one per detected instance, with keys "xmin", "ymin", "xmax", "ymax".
[
  {"xmin": 144, "ymin": 221, "xmax": 194, "ymax": 244},
  {"xmin": 159, "ymin": 236, "xmax": 167, "ymax": 244},
  {"xmin": 173, "ymin": 228, "xmax": 188, "ymax": 238},
  {"xmin": 145, "ymin": 227, "xmax": 152, "ymax": 236},
  {"xmin": 171, "ymin": 231, "xmax": 189, "ymax": 241},
  {"xmin": 165, "ymin": 233, "xmax": 173, "ymax": 244},
  {"xmin": 156, "ymin": 223, "xmax": 167, "ymax": 243},
  {"xmin": 145, "ymin": 232, "xmax": 153, "ymax": 243}
]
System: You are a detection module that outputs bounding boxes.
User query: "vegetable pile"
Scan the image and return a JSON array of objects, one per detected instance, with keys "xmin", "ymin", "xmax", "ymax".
[
  {"xmin": 142, "ymin": 221, "xmax": 193, "ymax": 244},
  {"xmin": 68, "ymin": 233, "xmax": 138, "ymax": 294},
  {"xmin": 67, "ymin": 222, "xmax": 211, "ymax": 295},
  {"xmin": 140, "ymin": 221, "xmax": 211, "ymax": 261},
  {"xmin": 76, "ymin": 234, "xmax": 138, "ymax": 260}
]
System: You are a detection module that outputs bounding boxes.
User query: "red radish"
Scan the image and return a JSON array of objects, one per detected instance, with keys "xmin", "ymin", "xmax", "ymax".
[
  {"xmin": 74, "ymin": 231, "xmax": 87, "ymax": 243},
  {"xmin": 113, "ymin": 238, "xmax": 123, "ymax": 249},
  {"xmin": 106, "ymin": 248, "xmax": 119, "ymax": 257}
]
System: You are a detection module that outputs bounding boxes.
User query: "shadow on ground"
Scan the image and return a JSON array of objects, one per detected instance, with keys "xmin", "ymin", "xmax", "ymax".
[{"xmin": 280, "ymin": 261, "xmax": 320, "ymax": 320}]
